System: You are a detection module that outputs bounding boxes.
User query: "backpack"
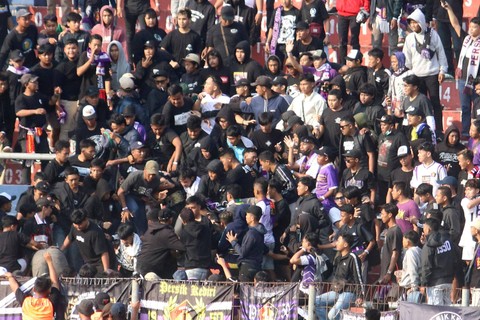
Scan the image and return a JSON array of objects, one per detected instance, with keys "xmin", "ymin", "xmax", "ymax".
[{"xmin": 313, "ymin": 252, "xmax": 333, "ymax": 281}]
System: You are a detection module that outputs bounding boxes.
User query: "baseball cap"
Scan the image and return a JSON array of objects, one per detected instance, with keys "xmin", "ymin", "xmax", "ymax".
[
  {"xmin": 312, "ymin": 49, "xmax": 327, "ymax": 59},
  {"xmin": 152, "ymin": 69, "xmax": 169, "ymax": 78},
  {"xmin": 82, "ymin": 105, "xmax": 96, "ymax": 120},
  {"xmin": 110, "ymin": 302, "xmax": 127, "ymax": 320},
  {"xmin": 246, "ymin": 205, "xmax": 262, "ymax": 220},
  {"xmin": 77, "ymin": 299, "xmax": 94, "ymax": 317},
  {"xmin": 0, "ymin": 192, "xmax": 16, "ymax": 202},
  {"xmin": 16, "ymin": 8, "xmax": 32, "ymax": 19},
  {"xmin": 301, "ymin": 136, "xmax": 315, "ymax": 144},
  {"xmin": 296, "ymin": 21, "xmax": 309, "ymax": 30},
  {"xmin": 343, "ymin": 149, "xmax": 362, "ymax": 159},
  {"xmin": 272, "ymin": 76, "xmax": 288, "ymax": 87},
  {"xmin": 144, "ymin": 160, "xmax": 159, "ymax": 175},
  {"xmin": 397, "ymin": 145, "xmax": 410, "ymax": 158},
  {"xmin": 284, "ymin": 115, "xmax": 303, "ymax": 132},
  {"xmin": 377, "ymin": 115, "xmax": 395, "ymax": 124},
  {"xmin": 345, "ymin": 49, "xmax": 363, "ymax": 61},
  {"xmin": 119, "ymin": 75, "xmax": 135, "ymax": 91},
  {"xmin": 437, "ymin": 176, "xmax": 458, "ymax": 187},
  {"xmin": 251, "ymin": 75, "xmax": 273, "ymax": 87},
  {"xmin": 405, "ymin": 105, "xmax": 425, "ymax": 117},
  {"xmin": 0, "ymin": 196, "xmax": 11, "ymax": 207},
  {"xmin": 314, "ymin": 146, "xmax": 335, "ymax": 158},
  {"xmin": 86, "ymin": 86, "xmax": 100, "ymax": 96},
  {"xmin": 36, "ymin": 197, "xmax": 55, "ymax": 208},
  {"xmin": 20, "ymin": 74, "xmax": 38, "ymax": 86},
  {"xmin": 144, "ymin": 40, "xmax": 155, "ymax": 48},
  {"xmin": 182, "ymin": 53, "xmax": 200, "ymax": 65},
  {"xmin": 234, "ymin": 78, "xmax": 250, "ymax": 87},
  {"xmin": 281, "ymin": 110, "xmax": 296, "ymax": 122},
  {"xmin": 221, "ymin": 5, "xmax": 235, "ymax": 20},
  {"xmin": 122, "ymin": 105, "xmax": 136, "ymax": 117},
  {"xmin": 94, "ymin": 292, "xmax": 111, "ymax": 311},
  {"xmin": 10, "ymin": 50, "xmax": 24, "ymax": 62},
  {"xmin": 130, "ymin": 141, "xmax": 146, "ymax": 150}
]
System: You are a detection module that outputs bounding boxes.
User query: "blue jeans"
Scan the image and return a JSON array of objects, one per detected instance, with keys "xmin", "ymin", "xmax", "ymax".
[
  {"xmin": 53, "ymin": 225, "xmax": 84, "ymax": 273},
  {"xmin": 315, "ymin": 291, "xmax": 356, "ymax": 320},
  {"xmin": 458, "ymin": 79, "xmax": 479, "ymax": 137},
  {"xmin": 426, "ymin": 283, "xmax": 452, "ymax": 306},
  {"xmin": 185, "ymin": 268, "xmax": 209, "ymax": 280},
  {"xmin": 126, "ymin": 195, "xmax": 147, "ymax": 236}
]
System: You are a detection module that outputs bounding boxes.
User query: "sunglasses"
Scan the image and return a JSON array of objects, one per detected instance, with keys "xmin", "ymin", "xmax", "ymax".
[
  {"xmin": 339, "ymin": 124, "xmax": 350, "ymax": 129},
  {"xmin": 335, "ymin": 196, "xmax": 345, "ymax": 200}
]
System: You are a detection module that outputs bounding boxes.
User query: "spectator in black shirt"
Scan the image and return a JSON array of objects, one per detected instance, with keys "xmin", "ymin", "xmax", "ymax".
[
  {"xmin": 180, "ymin": 115, "xmax": 208, "ymax": 157},
  {"xmin": 145, "ymin": 69, "xmax": 170, "ymax": 118},
  {"xmin": 69, "ymin": 139, "xmax": 96, "ymax": 179},
  {"xmin": 0, "ymin": 72, "xmax": 13, "ymax": 142},
  {"xmin": 378, "ymin": 203, "xmax": 403, "ymax": 285},
  {"xmin": 250, "ymin": 112, "xmax": 284, "ymax": 157},
  {"xmin": 123, "ymin": 7, "xmax": 160, "ymax": 64},
  {"xmin": 77, "ymin": 86, "xmax": 110, "ymax": 130},
  {"xmin": 0, "ymin": 8, "xmax": 38, "ymax": 69},
  {"xmin": 0, "ymin": 0, "xmax": 12, "ymax": 50},
  {"xmin": 366, "ymin": 48, "xmax": 391, "ymax": 105},
  {"xmin": 340, "ymin": 149, "xmax": 376, "ymax": 205},
  {"xmin": 55, "ymin": 12, "xmax": 90, "ymax": 63},
  {"xmin": 291, "ymin": 22, "xmax": 324, "ymax": 57},
  {"xmin": 54, "ymin": 38, "xmax": 82, "ymax": 141},
  {"xmin": 219, "ymin": 148, "xmax": 253, "ymax": 198},
  {"xmin": 162, "ymin": 84, "xmax": 195, "ymax": 136},
  {"xmin": 60, "ymin": 209, "xmax": 112, "ymax": 274},
  {"xmin": 44, "ymin": 140, "xmax": 71, "ymax": 186}
]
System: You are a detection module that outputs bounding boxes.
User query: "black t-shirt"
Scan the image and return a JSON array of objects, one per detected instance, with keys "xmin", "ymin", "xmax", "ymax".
[
  {"xmin": 300, "ymin": 0, "xmax": 329, "ymax": 24},
  {"xmin": 77, "ymin": 51, "xmax": 111, "ymax": 99},
  {"xmin": 0, "ymin": 231, "xmax": 31, "ymax": 271},
  {"xmin": 205, "ymin": 22, "xmax": 248, "ymax": 63},
  {"xmin": 22, "ymin": 216, "xmax": 53, "ymax": 245},
  {"xmin": 161, "ymin": 29, "xmax": 203, "ymax": 62},
  {"xmin": 15, "ymin": 93, "xmax": 50, "ymax": 129},
  {"xmin": 388, "ymin": 167, "xmax": 414, "ymax": 189},
  {"xmin": 54, "ymin": 58, "xmax": 82, "ymax": 101},
  {"xmin": 250, "ymin": 128, "xmax": 284, "ymax": 154},
  {"xmin": 67, "ymin": 220, "xmax": 108, "ymax": 267},
  {"xmin": 31, "ymin": 63, "xmax": 57, "ymax": 97},
  {"xmin": 69, "ymin": 155, "xmax": 92, "ymax": 179},
  {"xmin": 0, "ymin": 25, "xmax": 38, "ymax": 68},
  {"xmin": 162, "ymin": 97, "xmax": 194, "ymax": 136},
  {"xmin": 319, "ymin": 107, "xmax": 353, "ymax": 150},
  {"xmin": 44, "ymin": 159, "xmax": 70, "ymax": 186},
  {"xmin": 226, "ymin": 165, "xmax": 253, "ymax": 198},
  {"xmin": 124, "ymin": 0, "xmax": 150, "ymax": 15},
  {"xmin": 146, "ymin": 129, "xmax": 178, "ymax": 165},
  {"xmin": 340, "ymin": 167, "xmax": 376, "ymax": 198},
  {"xmin": 340, "ymin": 133, "xmax": 376, "ymax": 169},
  {"xmin": 292, "ymin": 37, "xmax": 324, "ymax": 56},
  {"xmin": 337, "ymin": 221, "xmax": 374, "ymax": 250}
]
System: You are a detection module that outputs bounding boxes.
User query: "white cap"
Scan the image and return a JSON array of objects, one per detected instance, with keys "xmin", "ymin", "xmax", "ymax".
[
  {"xmin": 397, "ymin": 145, "xmax": 409, "ymax": 157},
  {"xmin": 119, "ymin": 75, "xmax": 135, "ymax": 91},
  {"xmin": 82, "ymin": 105, "xmax": 96, "ymax": 119}
]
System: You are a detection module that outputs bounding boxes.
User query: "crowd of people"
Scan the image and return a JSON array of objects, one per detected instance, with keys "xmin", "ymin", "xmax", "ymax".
[{"xmin": 0, "ymin": 0, "xmax": 480, "ymax": 319}]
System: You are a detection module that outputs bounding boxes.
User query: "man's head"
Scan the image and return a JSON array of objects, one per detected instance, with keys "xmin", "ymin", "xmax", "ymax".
[
  {"xmin": 258, "ymin": 112, "xmax": 273, "ymax": 133},
  {"xmin": 65, "ymin": 12, "xmax": 82, "ymax": 31},
  {"xmin": 469, "ymin": 17, "xmax": 480, "ymax": 38},
  {"xmin": 79, "ymin": 139, "xmax": 96, "ymax": 160},
  {"xmin": 253, "ymin": 177, "xmax": 268, "ymax": 198},
  {"xmin": 339, "ymin": 115, "xmax": 356, "ymax": 137},
  {"xmin": 343, "ymin": 186, "xmax": 362, "ymax": 205},
  {"xmin": 380, "ymin": 203, "xmax": 398, "ymax": 225},
  {"xmin": 367, "ymin": 48, "xmax": 384, "ymax": 69},
  {"xmin": 336, "ymin": 233, "xmax": 354, "ymax": 252},
  {"xmin": 470, "ymin": 218, "xmax": 480, "ymax": 239},
  {"xmin": 258, "ymin": 151, "xmax": 276, "ymax": 172},
  {"xmin": 109, "ymin": 114, "xmax": 127, "ymax": 134},
  {"xmin": 2, "ymin": 215, "xmax": 18, "ymax": 231},
  {"xmin": 271, "ymin": 76, "xmax": 288, "ymax": 94},
  {"xmin": 167, "ymin": 85, "xmax": 185, "ymax": 108},
  {"xmin": 465, "ymin": 179, "xmax": 479, "ymax": 200},
  {"xmin": 407, "ymin": 9, "xmax": 424, "ymax": 33},
  {"xmin": 245, "ymin": 205, "xmax": 262, "ymax": 225},
  {"xmin": 64, "ymin": 167, "xmax": 80, "ymax": 191},
  {"xmin": 314, "ymin": 146, "xmax": 335, "ymax": 166},
  {"xmin": 143, "ymin": 160, "xmax": 159, "ymax": 182},
  {"xmin": 186, "ymin": 116, "xmax": 203, "ymax": 140},
  {"xmin": 358, "ymin": 83, "xmax": 376, "ymax": 106},
  {"xmin": 378, "ymin": 115, "xmax": 395, "ymax": 134},
  {"xmin": 471, "ymin": 120, "xmax": 480, "ymax": 139},
  {"xmin": 417, "ymin": 142, "xmax": 434, "ymax": 164},
  {"xmin": 89, "ymin": 34, "xmax": 103, "ymax": 55},
  {"xmin": 343, "ymin": 149, "xmax": 362, "ymax": 170},
  {"xmin": 296, "ymin": 21, "xmax": 310, "ymax": 40},
  {"xmin": 220, "ymin": 5, "xmax": 235, "ymax": 25},
  {"xmin": 225, "ymin": 184, "xmax": 242, "ymax": 202},
  {"xmin": 345, "ymin": 49, "xmax": 363, "ymax": 68},
  {"xmin": 204, "ymin": 75, "xmax": 222, "ymax": 95},
  {"xmin": 403, "ymin": 230, "xmax": 420, "ymax": 249},
  {"xmin": 299, "ymin": 73, "xmax": 315, "ymax": 95},
  {"xmin": 185, "ymin": 195, "xmax": 203, "ymax": 217},
  {"xmin": 153, "ymin": 69, "xmax": 170, "ymax": 90},
  {"xmin": 391, "ymin": 181, "xmax": 409, "ymax": 200},
  {"xmin": 38, "ymin": 43, "xmax": 55, "ymax": 66},
  {"xmin": 297, "ymin": 176, "xmax": 316, "ymax": 197},
  {"xmin": 71, "ymin": 209, "xmax": 89, "ymax": 231},
  {"xmin": 130, "ymin": 141, "xmax": 147, "ymax": 163},
  {"xmin": 33, "ymin": 276, "xmax": 52, "ymax": 297},
  {"xmin": 435, "ymin": 186, "xmax": 452, "ymax": 206},
  {"xmin": 85, "ymin": 86, "xmax": 100, "ymax": 106},
  {"xmin": 16, "ymin": 8, "xmax": 32, "ymax": 29},
  {"xmin": 423, "ymin": 218, "xmax": 440, "ymax": 236},
  {"xmin": 403, "ymin": 75, "xmax": 421, "ymax": 97},
  {"xmin": 327, "ymin": 89, "xmax": 343, "ymax": 110},
  {"xmin": 252, "ymin": 75, "xmax": 273, "ymax": 97},
  {"xmin": 219, "ymin": 148, "xmax": 239, "ymax": 170},
  {"xmin": 150, "ymin": 113, "xmax": 167, "ymax": 137},
  {"xmin": 415, "ymin": 183, "xmax": 433, "ymax": 204},
  {"xmin": 178, "ymin": 168, "xmax": 197, "ymax": 189},
  {"xmin": 243, "ymin": 148, "xmax": 258, "ymax": 167},
  {"xmin": 54, "ymin": 140, "xmax": 70, "ymax": 164},
  {"xmin": 226, "ymin": 125, "xmax": 242, "ymax": 146},
  {"xmin": 177, "ymin": 8, "xmax": 192, "ymax": 28},
  {"xmin": 267, "ymin": 178, "xmax": 283, "ymax": 199},
  {"xmin": 117, "ymin": 223, "xmax": 135, "ymax": 247},
  {"xmin": 339, "ymin": 204, "xmax": 355, "ymax": 226}
]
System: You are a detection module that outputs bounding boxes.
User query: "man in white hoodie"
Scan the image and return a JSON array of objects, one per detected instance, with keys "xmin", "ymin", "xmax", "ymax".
[{"xmin": 403, "ymin": 9, "xmax": 448, "ymax": 137}]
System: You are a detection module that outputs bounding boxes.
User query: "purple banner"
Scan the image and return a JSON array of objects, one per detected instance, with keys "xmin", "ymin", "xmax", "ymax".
[
  {"xmin": 239, "ymin": 283, "xmax": 299, "ymax": 320},
  {"xmin": 399, "ymin": 301, "xmax": 480, "ymax": 320}
]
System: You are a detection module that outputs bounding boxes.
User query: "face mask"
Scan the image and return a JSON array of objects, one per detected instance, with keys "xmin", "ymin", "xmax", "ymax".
[{"xmin": 385, "ymin": 130, "xmax": 392, "ymax": 136}]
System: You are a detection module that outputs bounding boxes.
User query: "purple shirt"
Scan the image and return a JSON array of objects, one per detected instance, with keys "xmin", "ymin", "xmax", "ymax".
[
  {"xmin": 468, "ymin": 138, "xmax": 480, "ymax": 165},
  {"xmin": 316, "ymin": 163, "xmax": 338, "ymax": 212},
  {"xmin": 396, "ymin": 199, "xmax": 421, "ymax": 233}
]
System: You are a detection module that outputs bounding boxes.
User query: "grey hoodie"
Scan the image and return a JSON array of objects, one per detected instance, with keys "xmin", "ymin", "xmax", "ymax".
[{"xmin": 403, "ymin": 9, "xmax": 448, "ymax": 77}]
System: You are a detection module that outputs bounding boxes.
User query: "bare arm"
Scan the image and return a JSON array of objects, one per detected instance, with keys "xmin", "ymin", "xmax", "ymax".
[
  {"xmin": 442, "ymin": 2, "xmax": 461, "ymax": 37},
  {"xmin": 367, "ymin": 151, "xmax": 375, "ymax": 174},
  {"xmin": 101, "ymin": 251, "xmax": 110, "ymax": 271},
  {"xmin": 4, "ymin": 273, "xmax": 19, "ymax": 293},
  {"xmin": 77, "ymin": 53, "xmax": 95, "ymax": 76},
  {"xmin": 44, "ymin": 252, "xmax": 60, "ymax": 289},
  {"xmin": 60, "ymin": 235, "xmax": 71, "ymax": 251},
  {"xmin": 16, "ymin": 108, "xmax": 46, "ymax": 117}
]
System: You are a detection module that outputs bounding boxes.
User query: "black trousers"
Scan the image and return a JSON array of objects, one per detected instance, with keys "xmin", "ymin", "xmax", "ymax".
[
  {"xmin": 338, "ymin": 15, "xmax": 361, "ymax": 64},
  {"xmin": 419, "ymin": 74, "xmax": 443, "ymax": 134},
  {"xmin": 125, "ymin": 12, "xmax": 146, "ymax": 61}
]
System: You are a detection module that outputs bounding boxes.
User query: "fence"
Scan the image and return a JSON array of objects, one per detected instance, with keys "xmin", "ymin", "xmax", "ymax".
[{"xmin": 1, "ymin": 277, "xmax": 479, "ymax": 320}]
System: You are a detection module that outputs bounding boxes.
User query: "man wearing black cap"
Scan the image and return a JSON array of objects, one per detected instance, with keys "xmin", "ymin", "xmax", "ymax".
[
  {"xmin": 376, "ymin": 115, "xmax": 409, "ymax": 204},
  {"xmin": 231, "ymin": 78, "xmax": 252, "ymax": 103},
  {"xmin": 290, "ymin": 22, "xmax": 323, "ymax": 57},
  {"xmin": 16, "ymin": 180, "xmax": 50, "ymax": 219},
  {"xmin": 239, "ymin": 75, "xmax": 289, "ymax": 129},
  {"xmin": 340, "ymin": 149, "xmax": 376, "ymax": 205},
  {"xmin": 271, "ymin": 76, "xmax": 293, "ymax": 105},
  {"xmin": 204, "ymin": 6, "xmax": 248, "ymax": 65},
  {"xmin": 137, "ymin": 208, "xmax": 186, "ymax": 278},
  {"xmin": 0, "ymin": 8, "xmax": 38, "ymax": 69},
  {"xmin": 22, "ymin": 197, "xmax": 55, "ymax": 247},
  {"xmin": 226, "ymin": 205, "xmax": 267, "ymax": 282},
  {"xmin": 344, "ymin": 49, "xmax": 367, "ymax": 96},
  {"xmin": 287, "ymin": 136, "xmax": 320, "ymax": 179},
  {"xmin": 145, "ymin": 69, "xmax": 170, "ymax": 117}
]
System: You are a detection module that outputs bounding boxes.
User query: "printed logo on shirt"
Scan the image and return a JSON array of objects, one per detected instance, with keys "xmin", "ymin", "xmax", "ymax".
[
  {"xmin": 309, "ymin": 8, "xmax": 317, "ymax": 18},
  {"xmin": 76, "ymin": 236, "xmax": 85, "ymax": 242},
  {"xmin": 231, "ymin": 29, "xmax": 238, "ymax": 34},
  {"xmin": 186, "ymin": 44, "xmax": 193, "ymax": 52}
]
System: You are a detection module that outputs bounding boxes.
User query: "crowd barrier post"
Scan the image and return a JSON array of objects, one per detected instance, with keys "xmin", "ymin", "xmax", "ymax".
[
  {"xmin": 308, "ymin": 284, "xmax": 316, "ymax": 320},
  {"xmin": 131, "ymin": 278, "xmax": 139, "ymax": 303},
  {"xmin": 462, "ymin": 287, "xmax": 470, "ymax": 307}
]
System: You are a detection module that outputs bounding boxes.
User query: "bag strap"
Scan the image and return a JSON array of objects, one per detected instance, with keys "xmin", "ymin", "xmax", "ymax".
[{"xmin": 220, "ymin": 25, "xmax": 229, "ymax": 57}]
